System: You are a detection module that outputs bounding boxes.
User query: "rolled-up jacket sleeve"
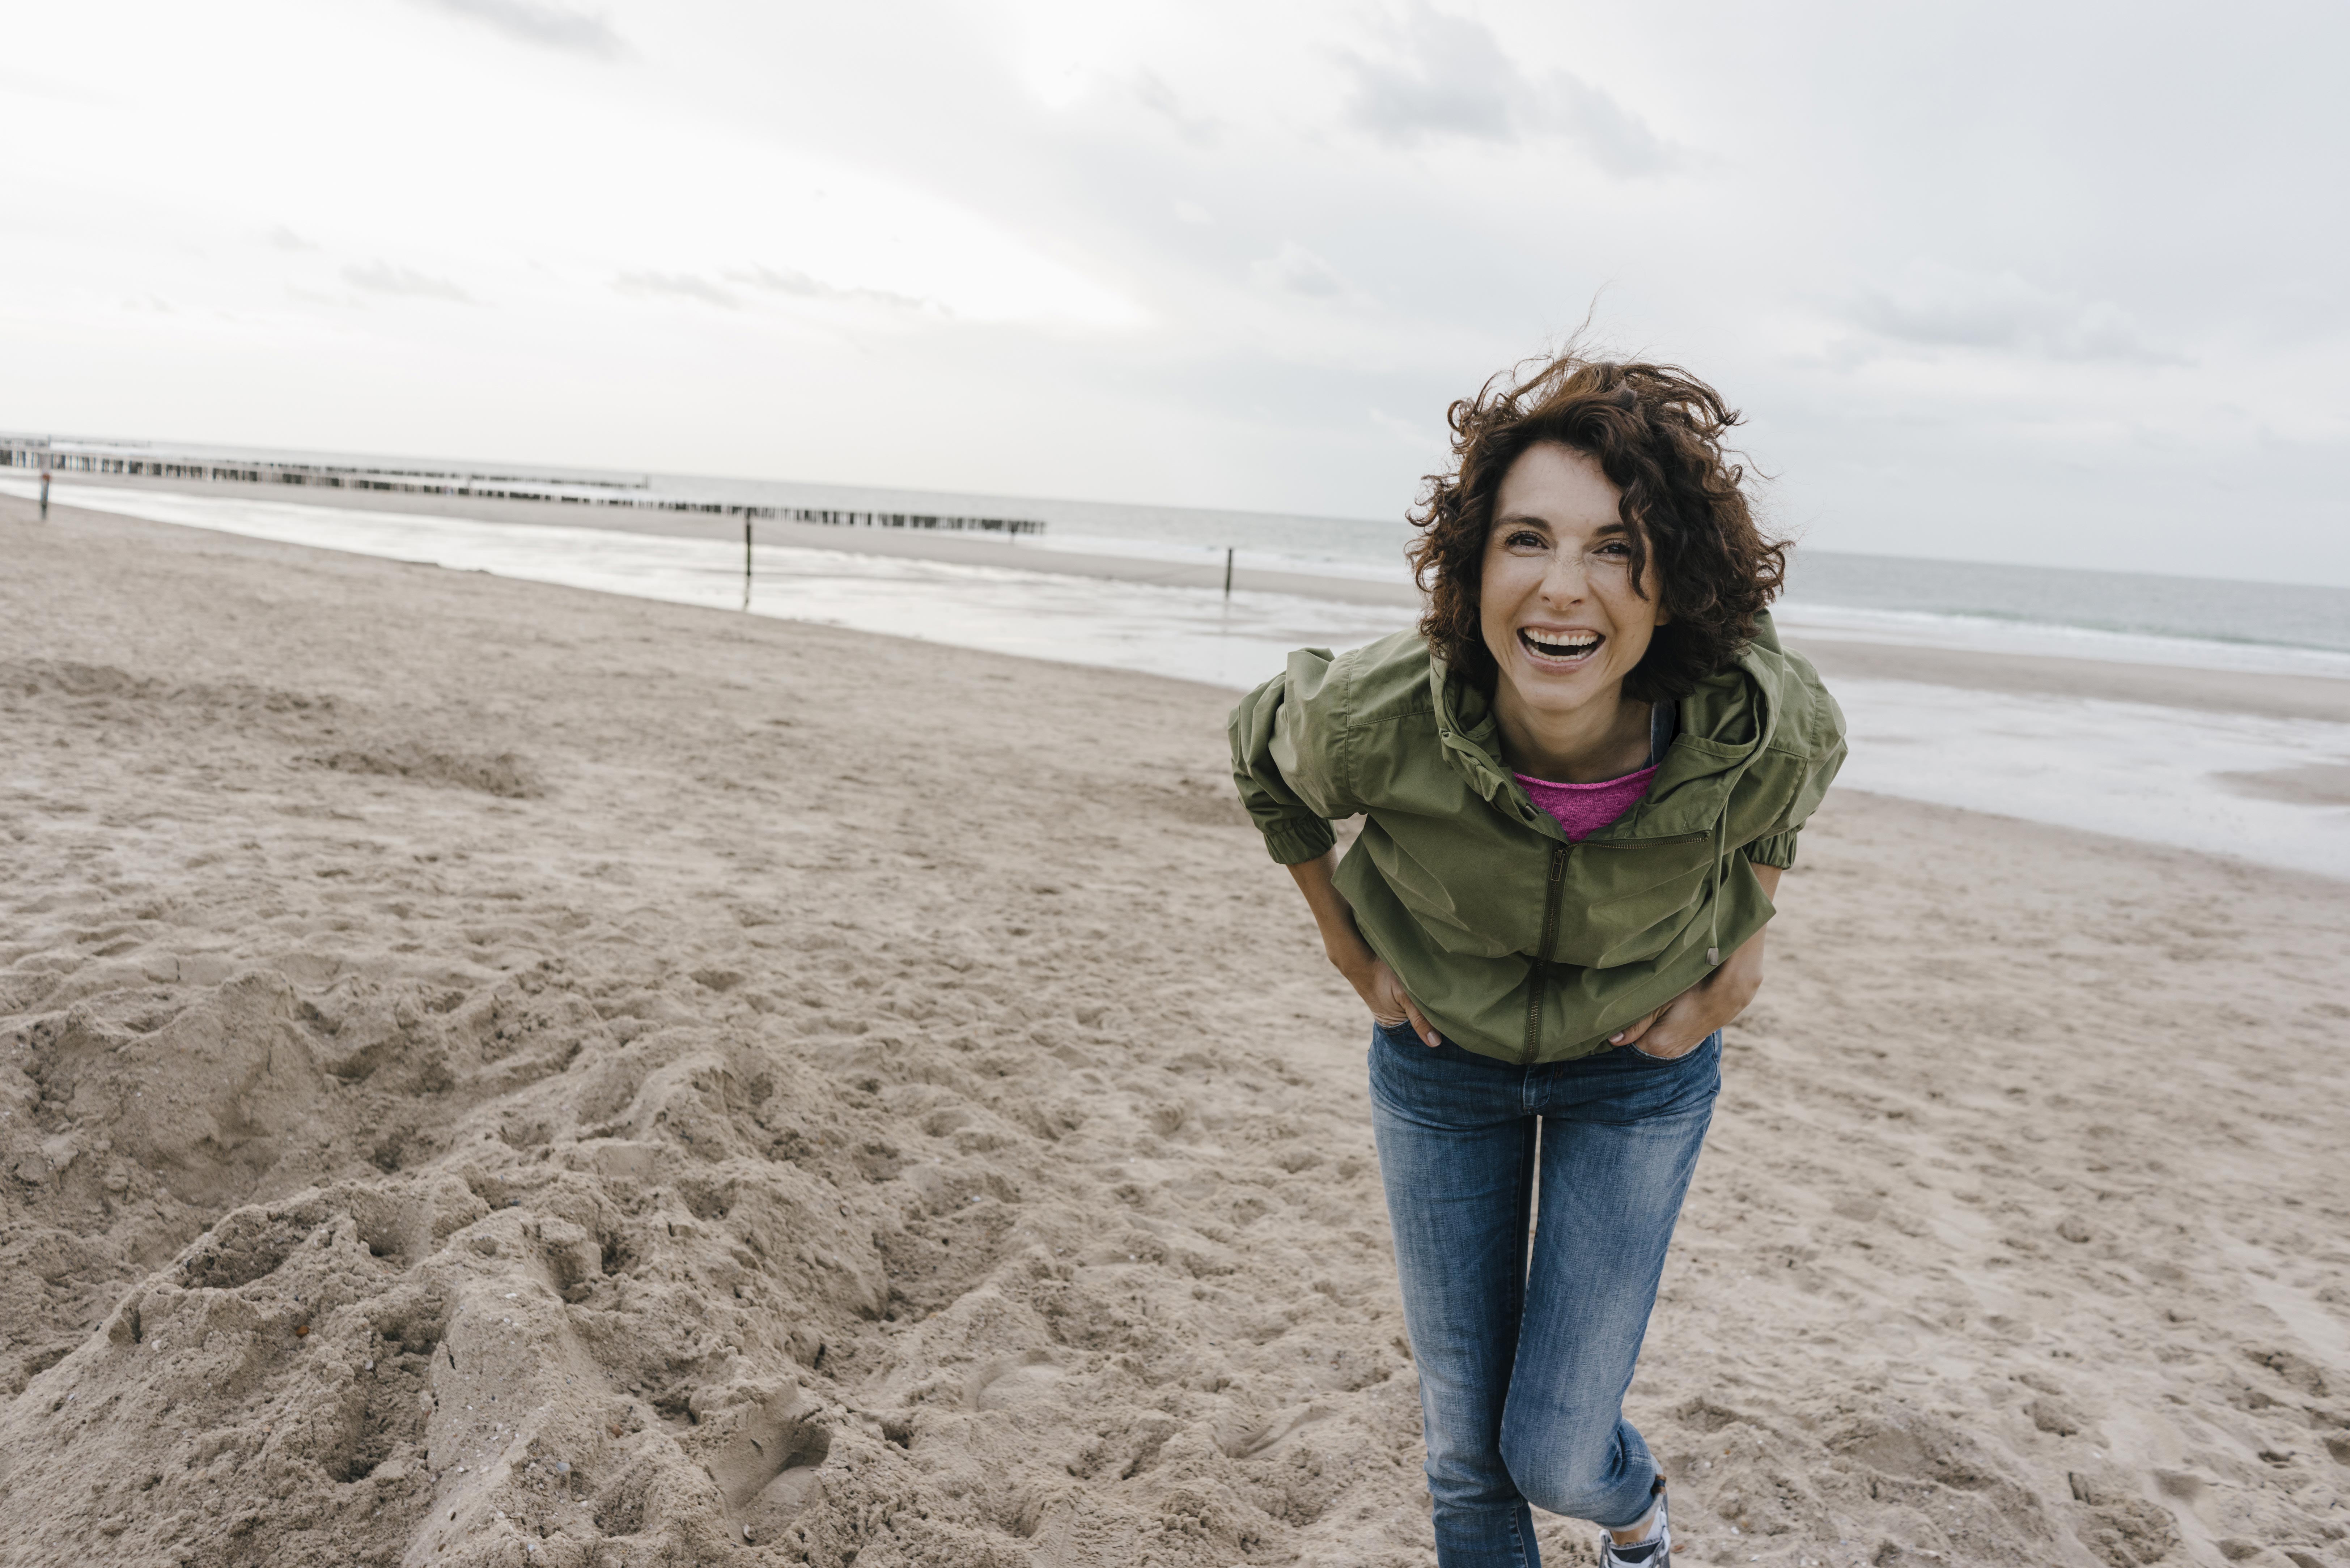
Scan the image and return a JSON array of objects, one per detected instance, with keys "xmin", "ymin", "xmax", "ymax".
[
  {"xmin": 1227, "ymin": 647, "xmax": 1357, "ymax": 865},
  {"xmin": 1745, "ymin": 667, "xmax": 1846, "ymax": 872}
]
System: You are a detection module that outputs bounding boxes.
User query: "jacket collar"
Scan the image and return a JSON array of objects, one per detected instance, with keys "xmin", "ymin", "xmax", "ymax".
[{"xmin": 1426, "ymin": 613, "xmax": 1789, "ymax": 843}]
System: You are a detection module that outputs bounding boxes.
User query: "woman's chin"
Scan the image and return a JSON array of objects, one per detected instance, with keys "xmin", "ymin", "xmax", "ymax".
[{"xmin": 1502, "ymin": 651, "xmax": 1624, "ymax": 707}]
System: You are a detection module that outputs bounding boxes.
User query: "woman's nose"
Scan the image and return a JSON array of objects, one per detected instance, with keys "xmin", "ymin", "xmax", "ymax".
[{"xmin": 1540, "ymin": 552, "xmax": 1587, "ymax": 603}]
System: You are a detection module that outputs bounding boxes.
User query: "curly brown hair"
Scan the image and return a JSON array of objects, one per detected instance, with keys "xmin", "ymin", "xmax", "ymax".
[{"xmin": 1407, "ymin": 352, "xmax": 1788, "ymax": 702}]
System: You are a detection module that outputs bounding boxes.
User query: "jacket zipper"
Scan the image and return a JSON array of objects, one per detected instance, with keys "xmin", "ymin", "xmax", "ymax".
[
  {"xmin": 1523, "ymin": 842, "xmax": 1569, "ymax": 1063},
  {"xmin": 1576, "ymin": 830, "xmax": 1711, "ymax": 849}
]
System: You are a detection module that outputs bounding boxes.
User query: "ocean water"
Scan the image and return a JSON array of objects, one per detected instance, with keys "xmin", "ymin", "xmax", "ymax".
[
  {"xmin": 10, "ymin": 475, "xmax": 2349, "ymax": 880},
  {"xmin": 1779, "ymin": 552, "xmax": 2350, "ymax": 658},
  {"xmin": 5, "ymin": 478, "xmax": 1411, "ymax": 694},
  {"xmin": 633, "ymin": 469, "xmax": 2350, "ymax": 656},
  {"xmin": 700, "ymin": 482, "xmax": 2350, "ymax": 657},
  {"xmin": 17, "ymin": 434, "xmax": 2348, "ymax": 652}
]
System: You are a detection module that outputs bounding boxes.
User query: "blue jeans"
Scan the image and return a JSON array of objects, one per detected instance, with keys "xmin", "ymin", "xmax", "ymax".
[{"xmin": 1369, "ymin": 1023, "xmax": 1721, "ymax": 1567}]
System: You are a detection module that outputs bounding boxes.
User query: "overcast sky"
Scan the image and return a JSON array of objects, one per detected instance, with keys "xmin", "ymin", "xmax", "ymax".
[{"xmin": 5, "ymin": 1, "xmax": 2345, "ymax": 582}]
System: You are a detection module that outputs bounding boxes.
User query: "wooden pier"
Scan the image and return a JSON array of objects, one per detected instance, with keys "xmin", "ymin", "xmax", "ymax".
[{"xmin": 0, "ymin": 437, "xmax": 1047, "ymax": 536}]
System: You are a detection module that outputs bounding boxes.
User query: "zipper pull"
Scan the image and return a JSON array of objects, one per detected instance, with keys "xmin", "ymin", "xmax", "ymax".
[{"xmin": 1549, "ymin": 845, "xmax": 1567, "ymax": 882}]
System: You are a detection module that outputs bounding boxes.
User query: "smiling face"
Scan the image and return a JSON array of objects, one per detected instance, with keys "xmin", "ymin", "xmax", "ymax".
[{"xmin": 1477, "ymin": 441, "xmax": 1666, "ymax": 727}]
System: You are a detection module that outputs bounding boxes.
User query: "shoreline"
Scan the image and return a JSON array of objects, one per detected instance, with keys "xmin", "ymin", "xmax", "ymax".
[
  {"xmin": 35, "ymin": 480, "xmax": 2348, "ymax": 726},
  {"xmin": 22, "ymin": 474, "xmax": 2350, "ymax": 690},
  {"xmin": 3, "ymin": 496, "xmax": 2344, "ymax": 1565},
  {"xmin": 13, "ymin": 487, "xmax": 2350, "ymax": 881},
  {"xmin": 13, "ymin": 470, "xmax": 1427, "ymax": 607},
  {"xmin": 1789, "ymin": 638, "xmax": 2350, "ymax": 726}
]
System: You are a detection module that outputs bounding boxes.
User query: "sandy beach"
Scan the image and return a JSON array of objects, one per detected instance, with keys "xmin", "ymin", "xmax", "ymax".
[
  {"xmin": 42, "ymin": 479, "xmax": 2350, "ymax": 731},
  {"xmin": 20, "ymin": 471, "xmax": 1427, "ymax": 607},
  {"xmin": 2, "ymin": 492, "xmax": 2346, "ymax": 1568}
]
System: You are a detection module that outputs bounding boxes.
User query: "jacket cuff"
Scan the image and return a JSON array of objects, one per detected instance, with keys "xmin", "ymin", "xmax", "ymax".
[
  {"xmin": 1259, "ymin": 815, "xmax": 1337, "ymax": 866},
  {"xmin": 1746, "ymin": 830, "xmax": 1800, "ymax": 870}
]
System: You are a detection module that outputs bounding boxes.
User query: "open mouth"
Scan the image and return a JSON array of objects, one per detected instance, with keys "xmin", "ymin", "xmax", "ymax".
[{"xmin": 1517, "ymin": 627, "xmax": 1604, "ymax": 665}]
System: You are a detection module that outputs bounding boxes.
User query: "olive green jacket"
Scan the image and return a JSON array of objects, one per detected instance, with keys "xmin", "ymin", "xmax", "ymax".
[{"xmin": 1228, "ymin": 613, "xmax": 1846, "ymax": 1065}]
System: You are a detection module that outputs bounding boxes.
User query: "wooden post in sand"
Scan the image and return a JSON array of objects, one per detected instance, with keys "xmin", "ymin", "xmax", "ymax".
[
  {"xmin": 1224, "ymin": 547, "xmax": 1234, "ymax": 599},
  {"xmin": 742, "ymin": 515, "xmax": 753, "ymax": 609},
  {"xmin": 38, "ymin": 470, "xmax": 50, "ymax": 519}
]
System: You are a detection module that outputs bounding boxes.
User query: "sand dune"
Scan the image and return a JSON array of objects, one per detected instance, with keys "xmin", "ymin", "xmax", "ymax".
[{"xmin": 1, "ymin": 496, "xmax": 2344, "ymax": 1568}]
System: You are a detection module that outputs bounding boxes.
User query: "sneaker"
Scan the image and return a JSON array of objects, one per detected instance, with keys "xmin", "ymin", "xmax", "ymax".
[{"xmin": 1598, "ymin": 1475, "xmax": 1671, "ymax": 1566}]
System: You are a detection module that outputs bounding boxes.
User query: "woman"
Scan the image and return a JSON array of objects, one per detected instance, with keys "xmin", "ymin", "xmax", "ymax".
[{"xmin": 1229, "ymin": 353, "xmax": 1844, "ymax": 1566}]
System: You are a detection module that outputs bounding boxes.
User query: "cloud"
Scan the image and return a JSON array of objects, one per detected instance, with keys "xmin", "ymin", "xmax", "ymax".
[
  {"xmin": 614, "ymin": 271, "xmax": 739, "ymax": 309},
  {"xmin": 1250, "ymin": 242, "xmax": 1349, "ymax": 299},
  {"xmin": 1547, "ymin": 76, "xmax": 1674, "ymax": 178},
  {"xmin": 729, "ymin": 265, "xmax": 930, "ymax": 312},
  {"xmin": 1338, "ymin": 3, "xmax": 1671, "ymax": 175},
  {"xmin": 1342, "ymin": 6, "xmax": 1515, "ymax": 144},
  {"xmin": 733, "ymin": 265, "xmax": 829, "ymax": 299},
  {"xmin": 616, "ymin": 267, "xmax": 932, "ymax": 314},
  {"xmin": 343, "ymin": 260, "xmax": 472, "ymax": 302},
  {"xmin": 266, "ymin": 226, "xmax": 316, "ymax": 252},
  {"xmin": 406, "ymin": 0, "xmax": 624, "ymax": 58},
  {"xmin": 1132, "ymin": 71, "xmax": 1221, "ymax": 146},
  {"xmin": 1851, "ymin": 265, "xmax": 2185, "ymax": 365}
]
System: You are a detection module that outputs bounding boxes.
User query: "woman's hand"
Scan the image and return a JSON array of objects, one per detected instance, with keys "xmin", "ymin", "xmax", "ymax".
[
  {"xmin": 1606, "ymin": 932, "xmax": 1761, "ymax": 1058},
  {"xmin": 1339, "ymin": 953, "xmax": 1443, "ymax": 1048},
  {"xmin": 1286, "ymin": 850, "xmax": 1444, "ymax": 1048},
  {"xmin": 1608, "ymin": 864, "xmax": 1781, "ymax": 1059}
]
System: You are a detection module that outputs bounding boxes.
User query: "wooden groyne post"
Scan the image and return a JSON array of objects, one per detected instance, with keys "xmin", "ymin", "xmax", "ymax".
[
  {"xmin": 1223, "ymin": 547, "xmax": 1234, "ymax": 599},
  {"xmin": 742, "ymin": 516, "xmax": 753, "ymax": 609},
  {"xmin": 38, "ymin": 469, "xmax": 49, "ymax": 519},
  {"xmin": 0, "ymin": 437, "xmax": 1049, "ymax": 538}
]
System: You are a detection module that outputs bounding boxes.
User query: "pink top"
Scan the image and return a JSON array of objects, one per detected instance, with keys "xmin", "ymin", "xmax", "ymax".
[{"xmin": 1514, "ymin": 764, "xmax": 1660, "ymax": 842}]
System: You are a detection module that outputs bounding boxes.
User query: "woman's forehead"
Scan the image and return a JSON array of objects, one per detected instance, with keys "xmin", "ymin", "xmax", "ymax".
[{"xmin": 1493, "ymin": 444, "xmax": 1624, "ymax": 537}]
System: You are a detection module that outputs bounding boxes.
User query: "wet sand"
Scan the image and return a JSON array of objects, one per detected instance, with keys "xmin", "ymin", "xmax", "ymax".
[
  {"xmin": 2, "ymin": 494, "xmax": 2345, "ymax": 1567},
  {"xmin": 50, "ymin": 470, "xmax": 2350, "ymax": 726},
  {"xmin": 1790, "ymin": 639, "xmax": 2350, "ymax": 727},
  {"xmin": 34, "ymin": 472, "xmax": 1425, "ymax": 606}
]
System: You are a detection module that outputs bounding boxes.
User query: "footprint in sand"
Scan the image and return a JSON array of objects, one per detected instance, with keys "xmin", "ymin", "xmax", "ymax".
[
  {"xmin": 704, "ymin": 1390, "xmax": 832, "ymax": 1544},
  {"xmin": 1219, "ymin": 1403, "xmax": 1332, "ymax": 1460},
  {"xmin": 971, "ymin": 1352, "xmax": 1066, "ymax": 1412}
]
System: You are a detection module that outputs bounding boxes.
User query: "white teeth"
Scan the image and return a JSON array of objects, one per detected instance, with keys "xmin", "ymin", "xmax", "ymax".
[{"xmin": 1523, "ymin": 629, "xmax": 1600, "ymax": 656}]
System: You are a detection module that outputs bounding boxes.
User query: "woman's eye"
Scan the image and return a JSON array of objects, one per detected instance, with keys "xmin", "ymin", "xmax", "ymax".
[
  {"xmin": 1594, "ymin": 541, "xmax": 1631, "ymax": 558},
  {"xmin": 1506, "ymin": 530, "xmax": 1546, "ymax": 550}
]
